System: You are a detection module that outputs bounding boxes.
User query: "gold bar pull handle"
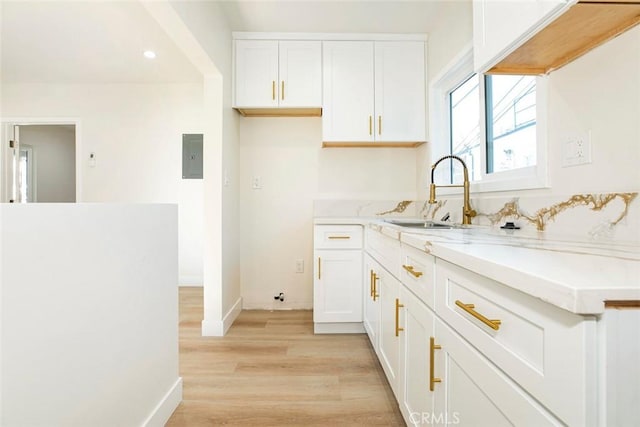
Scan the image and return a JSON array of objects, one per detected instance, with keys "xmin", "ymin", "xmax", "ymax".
[
  {"xmin": 395, "ymin": 298, "xmax": 404, "ymax": 336},
  {"xmin": 455, "ymin": 300, "xmax": 501, "ymax": 330},
  {"xmin": 272, "ymin": 81, "xmax": 276, "ymax": 100},
  {"xmin": 373, "ymin": 273, "xmax": 379, "ymax": 301},
  {"xmin": 378, "ymin": 115, "xmax": 382, "ymax": 135},
  {"xmin": 328, "ymin": 236, "xmax": 351, "ymax": 240},
  {"xmin": 402, "ymin": 264, "xmax": 423, "ymax": 278},
  {"xmin": 370, "ymin": 270, "xmax": 374, "ymax": 298},
  {"xmin": 369, "ymin": 116, "xmax": 373, "ymax": 135},
  {"xmin": 281, "ymin": 81, "xmax": 285, "ymax": 100},
  {"xmin": 430, "ymin": 337, "xmax": 442, "ymax": 391},
  {"xmin": 318, "ymin": 257, "xmax": 321, "ymax": 280}
]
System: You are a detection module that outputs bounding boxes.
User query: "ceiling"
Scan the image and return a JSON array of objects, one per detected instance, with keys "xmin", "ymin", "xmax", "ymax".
[{"xmin": 1, "ymin": 0, "xmax": 467, "ymax": 84}]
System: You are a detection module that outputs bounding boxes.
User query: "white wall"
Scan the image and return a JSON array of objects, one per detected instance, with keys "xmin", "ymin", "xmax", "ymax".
[
  {"xmin": 421, "ymin": 11, "xmax": 640, "ymax": 204},
  {"xmin": 1, "ymin": 83, "xmax": 204, "ymax": 285},
  {"xmin": 168, "ymin": 0, "xmax": 242, "ymax": 333},
  {"xmin": 19, "ymin": 124, "xmax": 76, "ymax": 202},
  {"xmin": 240, "ymin": 117, "xmax": 417, "ymax": 309},
  {"xmin": 0, "ymin": 203, "xmax": 180, "ymax": 426},
  {"xmin": 418, "ymin": 0, "xmax": 473, "ymax": 196}
]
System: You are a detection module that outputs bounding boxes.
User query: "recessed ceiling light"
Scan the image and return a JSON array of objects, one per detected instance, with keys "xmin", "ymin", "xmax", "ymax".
[{"xmin": 143, "ymin": 50, "xmax": 156, "ymax": 59}]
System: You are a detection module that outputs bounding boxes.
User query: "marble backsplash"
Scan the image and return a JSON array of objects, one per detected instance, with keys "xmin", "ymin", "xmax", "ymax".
[{"xmin": 314, "ymin": 191, "xmax": 640, "ymax": 243}]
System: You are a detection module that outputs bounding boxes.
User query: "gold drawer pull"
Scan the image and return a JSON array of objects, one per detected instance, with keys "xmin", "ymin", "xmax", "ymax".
[
  {"xmin": 378, "ymin": 115, "xmax": 382, "ymax": 135},
  {"xmin": 430, "ymin": 337, "xmax": 442, "ymax": 391},
  {"xmin": 395, "ymin": 298, "xmax": 404, "ymax": 336},
  {"xmin": 328, "ymin": 236, "xmax": 351, "ymax": 240},
  {"xmin": 402, "ymin": 264, "xmax": 423, "ymax": 278},
  {"xmin": 281, "ymin": 81, "xmax": 285, "ymax": 100},
  {"xmin": 373, "ymin": 273, "xmax": 379, "ymax": 301},
  {"xmin": 318, "ymin": 257, "xmax": 321, "ymax": 280},
  {"xmin": 369, "ymin": 116, "xmax": 373, "ymax": 135},
  {"xmin": 455, "ymin": 300, "xmax": 501, "ymax": 330},
  {"xmin": 370, "ymin": 270, "xmax": 374, "ymax": 298},
  {"xmin": 272, "ymin": 81, "xmax": 276, "ymax": 100}
]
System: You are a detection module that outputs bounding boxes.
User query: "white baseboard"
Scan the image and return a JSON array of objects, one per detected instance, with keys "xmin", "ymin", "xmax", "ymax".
[
  {"xmin": 314, "ymin": 322, "xmax": 365, "ymax": 334},
  {"xmin": 201, "ymin": 297, "xmax": 242, "ymax": 336},
  {"xmin": 141, "ymin": 377, "xmax": 183, "ymax": 427},
  {"xmin": 242, "ymin": 299, "xmax": 313, "ymax": 310}
]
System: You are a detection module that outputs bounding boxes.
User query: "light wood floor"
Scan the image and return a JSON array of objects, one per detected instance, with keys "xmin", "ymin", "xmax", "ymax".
[{"xmin": 167, "ymin": 287, "xmax": 405, "ymax": 426}]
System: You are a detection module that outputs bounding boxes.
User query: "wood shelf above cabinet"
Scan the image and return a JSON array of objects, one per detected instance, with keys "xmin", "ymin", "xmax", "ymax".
[
  {"xmin": 487, "ymin": 1, "xmax": 640, "ymax": 75},
  {"xmin": 235, "ymin": 107, "xmax": 322, "ymax": 117},
  {"xmin": 322, "ymin": 141, "xmax": 425, "ymax": 148}
]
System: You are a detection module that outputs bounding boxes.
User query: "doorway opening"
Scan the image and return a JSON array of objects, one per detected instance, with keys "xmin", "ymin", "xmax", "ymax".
[{"xmin": 2, "ymin": 122, "xmax": 79, "ymax": 203}]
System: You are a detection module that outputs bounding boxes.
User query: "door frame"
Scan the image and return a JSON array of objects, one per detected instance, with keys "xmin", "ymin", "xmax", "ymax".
[{"xmin": 1, "ymin": 118, "xmax": 82, "ymax": 202}]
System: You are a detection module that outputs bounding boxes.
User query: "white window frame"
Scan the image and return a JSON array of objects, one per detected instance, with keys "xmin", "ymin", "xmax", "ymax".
[{"xmin": 429, "ymin": 45, "xmax": 549, "ymax": 194}]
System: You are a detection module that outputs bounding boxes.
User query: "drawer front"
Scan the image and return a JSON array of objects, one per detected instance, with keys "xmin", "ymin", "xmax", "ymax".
[
  {"xmin": 314, "ymin": 225, "xmax": 363, "ymax": 249},
  {"xmin": 435, "ymin": 260, "xmax": 596, "ymax": 427},
  {"xmin": 400, "ymin": 243, "xmax": 435, "ymax": 310},
  {"xmin": 365, "ymin": 228, "xmax": 401, "ymax": 278}
]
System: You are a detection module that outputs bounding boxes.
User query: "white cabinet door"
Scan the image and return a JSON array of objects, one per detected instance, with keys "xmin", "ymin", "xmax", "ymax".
[
  {"xmin": 374, "ymin": 41, "xmax": 426, "ymax": 143},
  {"xmin": 322, "ymin": 41, "xmax": 375, "ymax": 142},
  {"xmin": 399, "ymin": 286, "xmax": 435, "ymax": 426},
  {"xmin": 234, "ymin": 40, "xmax": 279, "ymax": 108},
  {"xmin": 363, "ymin": 255, "xmax": 381, "ymax": 351},
  {"xmin": 473, "ymin": 0, "xmax": 573, "ymax": 72},
  {"xmin": 313, "ymin": 249, "xmax": 363, "ymax": 323},
  {"xmin": 378, "ymin": 267, "xmax": 402, "ymax": 398},
  {"xmin": 279, "ymin": 41, "xmax": 322, "ymax": 108},
  {"xmin": 433, "ymin": 318, "xmax": 562, "ymax": 426}
]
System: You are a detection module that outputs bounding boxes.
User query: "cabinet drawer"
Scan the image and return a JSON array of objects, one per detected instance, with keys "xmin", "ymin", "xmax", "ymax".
[
  {"xmin": 400, "ymin": 243, "xmax": 435, "ymax": 310},
  {"xmin": 314, "ymin": 225, "xmax": 363, "ymax": 249},
  {"xmin": 435, "ymin": 260, "xmax": 596, "ymax": 427},
  {"xmin": 365, "ymin": 228, "xmax": 401, "ymax": 278}
]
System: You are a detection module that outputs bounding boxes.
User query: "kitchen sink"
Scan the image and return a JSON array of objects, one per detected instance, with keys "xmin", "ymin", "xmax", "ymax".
[{"xmin": 383, "ymin": 219, "xmax": 454, "ymax": 229}]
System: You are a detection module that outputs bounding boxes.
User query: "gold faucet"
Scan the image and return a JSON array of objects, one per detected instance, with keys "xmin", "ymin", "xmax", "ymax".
[{"xmin": 429, "ymin": 155, "xmax": 477, "ymax": 225}]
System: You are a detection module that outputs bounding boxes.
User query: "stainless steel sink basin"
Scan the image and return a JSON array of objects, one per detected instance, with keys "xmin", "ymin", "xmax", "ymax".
[{"xmin": 384, "ymin": 219, "xmax": 454, "ymax": 229}]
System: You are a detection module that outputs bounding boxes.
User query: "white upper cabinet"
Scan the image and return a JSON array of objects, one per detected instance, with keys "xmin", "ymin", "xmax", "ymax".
[
  {"xmin": 278, "ymin": 41, "xmax": 322, "ymax": 108},
  {"xmin": 234, "ymin": 40, "xmax": 322, "ymax": 113},
  {"xmin": 322, "ymin": 41, "xmax": 375, "ymax": 143},
  {"xmin": 323, "ymin": 40, "xmax": 426, "ymax": 145},
  {"xmin": 473, "ymin": 0, "xmax": 573, "ymax": 73},
  {"xmin": 374, "ymin": 41, "xmax": 426, "ymax": 143}
]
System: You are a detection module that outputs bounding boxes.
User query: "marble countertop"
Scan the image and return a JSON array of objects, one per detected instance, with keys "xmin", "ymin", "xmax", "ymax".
[{"xmin": 314, "ymin": 217, "xmax": 640, "ymax": 314}]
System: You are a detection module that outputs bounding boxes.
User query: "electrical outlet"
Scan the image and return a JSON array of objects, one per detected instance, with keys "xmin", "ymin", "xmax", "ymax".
[
  {"xmin": 295, "ymin": 259, "xmax": 304, "ymax": 273},
  {"xmin": 252, "ymin": 175, "xmax": 262, "ymax": 189},
  {"xmin": 562, "ymin": 131, "xmax": 592, "ymax": 167}
]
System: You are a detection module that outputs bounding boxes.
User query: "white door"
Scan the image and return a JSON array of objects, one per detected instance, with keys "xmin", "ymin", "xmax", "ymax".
[
  {"xmin": 313, "ymin": 249, "xmax": 363, "ymax": 323},
  {"xmin": 322, "ymin": 41, "xmax": 375, "ymax": 142},
  {"xmin": 234, "ymin": 40, "xmax": 279, "ymax": 108},
  {"xmin": 378, "ymin": 267, "xmax": 401, "ymax": 397},
  {"xmin": 279, "ymin": 41, "xmax": 322, "ymax": 108},
  {"xmin": 374, "ymin": 41, "xmax": 426, "ymax": 143},
  {"xmin": 399, "ymin": 286, "xmax": 436, "ymax": 426},
  {"xmin": 363, "ymin": 255, "xmax": 381, "ymax": 351}
]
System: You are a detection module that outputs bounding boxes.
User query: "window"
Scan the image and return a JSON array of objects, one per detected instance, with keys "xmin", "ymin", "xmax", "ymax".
[{"xmin": 431, "ymin": 48, "xmax": 547, "ymax": 193}]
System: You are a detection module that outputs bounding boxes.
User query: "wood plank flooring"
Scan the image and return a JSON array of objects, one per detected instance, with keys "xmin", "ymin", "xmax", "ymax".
[{"xmin": 167, "ymin": 287, "xmax": 405, "ymax": 426}]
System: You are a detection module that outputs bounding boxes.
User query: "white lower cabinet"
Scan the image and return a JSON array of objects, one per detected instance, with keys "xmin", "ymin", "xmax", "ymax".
[
  {"xmin": 364, "ymin": 229, "xmax": 595, "ymax": 427},
  {"xmin": 313, "ymin": 225, "xmax": 364, "ymax": 333},
  {"xmin": 398, "ymin": 286, "xmax": 435, "ymax": 426},
  {"xmin": 363, "ymin": 254, "xmax": 381, "ymax": 352},
  {"xmin": 433, "ymin": 318, "xmax": 562, "ymax": 426},
  {"xmin": 377, "ymin": 265, "xmax": 402, "ymax": 398}
]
